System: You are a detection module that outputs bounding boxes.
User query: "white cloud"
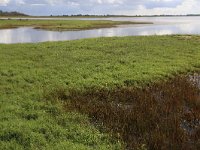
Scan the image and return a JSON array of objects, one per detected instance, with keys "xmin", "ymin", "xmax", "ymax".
[
  {"xmin": 0, "ymin": 0, "xmax": 10, "ymax": 6},
  {"xmin": 133, "ymin": 0, "xmax": 200, "ymax": 15},
  {"xmin": 95, "ymin": 0, "xmax": 124, "ymax": 4},
  {"xmin": 16, "ymin": 0, "xmax": 25, "ymax": 5},
  {"xmin": 151, "ymin": 0, "xmax": 173, "ymax": 2}
]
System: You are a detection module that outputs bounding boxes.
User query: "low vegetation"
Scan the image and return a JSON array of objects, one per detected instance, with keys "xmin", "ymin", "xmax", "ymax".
[
  {"xmin": 65, "ymin": 74, "xmax": 200, "ymax": 149},
  {"xmin": 0, "ymin": 10, "xmax": 28, "ymax": 17},
  {"xmin": 0, "ymin": 19, "xmax": 149, "ymax": 31},
  {"xmin": 0, "ymin": 35, "xmax": 200, "ymax": 149}
]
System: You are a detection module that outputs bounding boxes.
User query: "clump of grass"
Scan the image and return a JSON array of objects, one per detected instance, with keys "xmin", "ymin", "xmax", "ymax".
[{"xmin": 55, "ymin": 73, "xmax": 200, "ymax": 149}]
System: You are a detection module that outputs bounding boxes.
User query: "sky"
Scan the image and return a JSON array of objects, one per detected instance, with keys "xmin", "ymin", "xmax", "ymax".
[{"xmin": 0, "ymin": 0, "xmax": 200, "ymax": 16}]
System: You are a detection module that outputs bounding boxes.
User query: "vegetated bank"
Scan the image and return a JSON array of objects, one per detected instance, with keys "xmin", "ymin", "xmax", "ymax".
[
  {"xmin": 0, "ymin": 10, "xmax": 28, "ymax": 17},
  {"xmin": 0, "ymin": 35, "xmax": 200, "ymax": 149},
  {"xmin": 0, "ymin": 19, "xmax": 150, "ymax": 31}
]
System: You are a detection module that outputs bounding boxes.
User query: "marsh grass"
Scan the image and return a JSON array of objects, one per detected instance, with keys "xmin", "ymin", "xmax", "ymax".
[
  {"xmin": 0, "ymin": 19, "xmax": 149, "ymax": 31},
  {"xmin": 51, "ymin": 73, "xmax": 200, "ymax": 149},
  {"xmin": 1, "ymin": 36, "xmax": 200, "ymax": 149}
]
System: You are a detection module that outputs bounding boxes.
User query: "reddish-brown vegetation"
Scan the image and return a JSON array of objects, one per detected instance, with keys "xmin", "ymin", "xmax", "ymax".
[{"xmin": 49, "ymin": 73, "xmax": 200, "ymax": 149}]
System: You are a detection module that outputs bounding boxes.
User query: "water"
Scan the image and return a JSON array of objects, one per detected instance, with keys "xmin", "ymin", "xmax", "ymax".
[{"xmin": 0, "ymin": 16, "xmax": 200, "ymax": 44}]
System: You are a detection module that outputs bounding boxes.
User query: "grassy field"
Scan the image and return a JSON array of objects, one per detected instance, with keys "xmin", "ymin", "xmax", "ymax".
[
  {"xmin": 0, "ymin": 19, "xmax": 148, "ymax": 31},
  {"xmin": 0, "ymin": 35, "xmax": 200, "ymax": 149}
]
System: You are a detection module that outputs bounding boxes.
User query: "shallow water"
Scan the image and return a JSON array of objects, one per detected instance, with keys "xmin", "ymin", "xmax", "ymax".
[{"xmin": 0, "ymin": 16, "xmax": 200, "ymax": 44}]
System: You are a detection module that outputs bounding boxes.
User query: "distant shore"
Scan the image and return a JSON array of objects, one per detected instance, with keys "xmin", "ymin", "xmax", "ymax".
[
  {"xmin": 0, "ymin": 19, "xmax": 152, "ymax": 31},
  {"xmin": 0, "ymin": 14, "xmax": 200, "ymax": 19}
]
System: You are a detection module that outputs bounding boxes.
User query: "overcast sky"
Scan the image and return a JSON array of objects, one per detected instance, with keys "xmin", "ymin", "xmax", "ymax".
[{"xmin": 0, "ymin": 0, "xmax": 200, "ymax": 16}]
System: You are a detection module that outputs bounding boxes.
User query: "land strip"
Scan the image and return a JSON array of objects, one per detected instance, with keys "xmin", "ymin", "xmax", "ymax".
[{"xmin": 0, "ymin": 19, "xmax": 151, "ymax": 31}]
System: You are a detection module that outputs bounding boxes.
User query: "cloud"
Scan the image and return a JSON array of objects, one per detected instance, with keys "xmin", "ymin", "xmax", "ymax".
[
  {"xmin": 0, "ymin": 0, "xmax": 199, "ymax": 15},
  {"xmin": 133, "ymin": 0, "xmax": 200, "ymax": 15},
  {"xmin": 94, "ymin": 0, "xmax": 124, "ymax": 4},
  {"xmin": 145, "ymin": 0, "xmax": 182, "ymax": 9},
  {"xmin": 0, "ymin": 0, "xmax": 10, "ymax": 6}
]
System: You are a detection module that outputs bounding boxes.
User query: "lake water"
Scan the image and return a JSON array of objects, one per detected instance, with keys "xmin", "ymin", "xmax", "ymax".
[{"xmin": 0, "ymin": 16, "xmax": 200, "ymax": 44}]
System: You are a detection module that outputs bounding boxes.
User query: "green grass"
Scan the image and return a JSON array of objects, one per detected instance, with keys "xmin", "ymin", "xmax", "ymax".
[
  {"xmin": 0, "ymin": 19, "xmax": 148, "ymax": 31},
  {"xmin": 0, "ymin": 35, "xmax": 200, "ymax": 149}
]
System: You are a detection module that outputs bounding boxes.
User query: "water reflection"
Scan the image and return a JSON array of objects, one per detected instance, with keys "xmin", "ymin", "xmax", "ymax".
[{"xmin": 0, "ymin": 17, "xmax": 200, "ymax": 44}]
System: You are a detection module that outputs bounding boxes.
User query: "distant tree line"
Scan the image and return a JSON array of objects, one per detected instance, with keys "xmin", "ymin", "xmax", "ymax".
[
  {"xmin": 0, "ymin": 10, "xmax": 199, "ymax": 17},
  {"xmin": 50, "ymin": 14, "xmax": 127, "ymax": 17},
  {"xmin": 186, "ymin": 14, "xmax": 200, "ymax": 16},
  {"xmin": 0, "ymin": 10, "xmax": 28, "ymax": 16},
  {"xmin": 51, "ymin": 14, "xmax": 200, "ymax": 17}
]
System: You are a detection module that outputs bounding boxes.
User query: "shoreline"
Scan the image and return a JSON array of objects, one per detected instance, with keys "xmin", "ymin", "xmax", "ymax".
[{"xmin": 0, "ymin": 19, "xmax": 152, "ymax": 31}]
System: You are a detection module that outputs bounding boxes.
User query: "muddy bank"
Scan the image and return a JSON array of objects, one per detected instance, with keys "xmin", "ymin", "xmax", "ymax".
[{"xmin": 49, "ymin": 73, "xmax": 200, "ymax": 149}]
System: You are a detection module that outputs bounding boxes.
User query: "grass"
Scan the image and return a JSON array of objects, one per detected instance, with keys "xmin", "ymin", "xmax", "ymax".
[
  {"xmin": 0, "ymin": 35, "xmax": 200, "ymax": 149},
  {"xmin": 0, "ymin": 19, "xmax": 149, "ymax": 31}
]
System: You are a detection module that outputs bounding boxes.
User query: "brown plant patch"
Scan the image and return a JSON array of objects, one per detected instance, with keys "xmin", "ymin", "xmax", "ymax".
[{"xmin": 48, "ymin": 73, "xmax": 200, "ymax": 149}]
